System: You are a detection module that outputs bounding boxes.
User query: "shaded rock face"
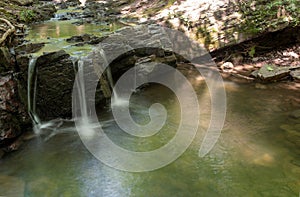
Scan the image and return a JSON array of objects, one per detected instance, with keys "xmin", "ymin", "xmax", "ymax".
[
  {"xmin": 34, "ymin": 50, "xmax": 75, "ymax": 121},
  {"xmin": 0, "ymin": 72, "xmax": 29, "ymax": 150},
  {"xmin": 0, "ymin": 45, "xmax": 30, "ymax": 152},
  {"xmin": 0, "ymin": 47, "xmax": 14, "ymax": 73}
]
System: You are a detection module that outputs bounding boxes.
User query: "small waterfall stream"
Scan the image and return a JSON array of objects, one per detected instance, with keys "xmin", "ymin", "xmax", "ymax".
[
  {"xmin": 98, "ymin": 49, "xmax": 127, "ymax": 106},
  {"xmin": 27, "ymin": 56, "xmax": 70, "ymax": 136},
  {"xmin": 27, "ymin": 57, "xmax": 41, "ymax": 127}
]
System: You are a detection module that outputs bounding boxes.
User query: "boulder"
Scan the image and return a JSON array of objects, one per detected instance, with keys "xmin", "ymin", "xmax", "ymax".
[{"xmin": 35, "ymin": 50, "xmax": 75, "ymax": 120}]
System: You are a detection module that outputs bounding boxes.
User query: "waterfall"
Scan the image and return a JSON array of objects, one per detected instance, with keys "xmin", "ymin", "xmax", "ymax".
[
  {"xmin": 28, "ymin": 57, "xmax": 60, "ymax": 135},
  {"xmin": 28, "ymin": 57, "xmax": 41, "ymax": 127},
  {"xmin": 76, "ymin": 60, "xmax": 89, "ymax": 119},
  {"xmin": 98, "ymin": 49, "xmax": 124, "ymax": 105}
]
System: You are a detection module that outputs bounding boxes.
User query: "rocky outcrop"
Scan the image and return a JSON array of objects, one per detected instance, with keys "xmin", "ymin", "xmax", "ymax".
[
  {"xmin": 122, "ymin": 0, "xmax": 300, "ymax": 51},
  {"xmin": 0, "ymin": 45, "xmax": 29, "ymax": 153},
  {"xmin": 88, "ymin": 25, "xmax": 177, "ymax": 83},
  {"xmin": 0, "ymin": 73, "xmax": 29, "ymax": 150},
  {"xmin": 34, "ymin": 50, "xmax": 75, "ymax": 121}
]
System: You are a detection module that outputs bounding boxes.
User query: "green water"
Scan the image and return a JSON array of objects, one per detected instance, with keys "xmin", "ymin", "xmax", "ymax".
[
  {"xmin": 25, "ymin": 7, "xmax": 123, "ymax": 57},
  {"xmin": 0, "ymin": 79, "xmax": 299, "ymax": 196},
  {"xmin": 1, "ymin": 8, "xmax": 299, "ymax": 196}
]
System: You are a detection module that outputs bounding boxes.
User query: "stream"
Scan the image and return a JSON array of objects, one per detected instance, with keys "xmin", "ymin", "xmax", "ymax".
[{"xmin": 0, "ymin": 6, "xmax": 300, "ymax": 197}]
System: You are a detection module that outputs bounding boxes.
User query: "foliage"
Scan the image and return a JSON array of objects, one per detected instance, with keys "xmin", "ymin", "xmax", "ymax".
[
  {"xmin": 248, "ymin": 46, "xmax": 256, "ymax": 57},
  {"xmin": 239, "ymin": 0, "xmax": 300, "ymax": 34},
  {"xmin": 266, "ymin": 65, "xmax": 274, "ymax": 71},
  {"xmin": 20, "ymin": 10, "xmax": 36, "ymax": 23}
]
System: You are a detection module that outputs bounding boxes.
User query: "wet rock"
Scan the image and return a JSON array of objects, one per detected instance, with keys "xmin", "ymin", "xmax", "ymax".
[
  {"xmin": 0, "ymin": 73, "xmax": 28, "ymax": 150},
  {"xmin": 22, "ymin": 131, "xmax": 36, "ymax": 141},
  {"xmin": 35, "ymin": 50, "xmax": 75, "ymax": 120},
  {"xmin": 257, "ymin": 64, "xmax": 290, "ymax": 82},
  {"xmin": 290, "ymin": 69, "xmax": 300, "ymax": 81},
  {"xmin": 11, "ymin": 0, "xmax": 33, "ymax": 6},
  {"xmin": 250, "ymin": 70, "xmax": 259, "ymax": 78},
  {"xmin": 33, "ymin": 4, "xmax": 57, "ymax": 21},
  {"xmin": 0, "ymin": 47, "xmax": 14, "ymax": 72},
  {"xmin": 16, "ymin": 54, "xmax": 30, "ymax": 74},
  {"xmin": 15, "ymin": 43, "xmax": 45, "ymax": 55},
  {"xmin": 290, "ymin": 109, "xmax": 300, "ymax": 119},
  {"xmin": 67, "ymin": 34, "xmax": 108, "ymax": 45},
  {"xmin": 0, "ymin": 175, "xmax": 25, "ymax": 197},
  {"xmin": 90, "ymin": 25, "xmax": 177, "ymax": 81}
]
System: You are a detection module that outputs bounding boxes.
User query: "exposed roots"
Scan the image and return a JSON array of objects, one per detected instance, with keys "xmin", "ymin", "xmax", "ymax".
[{"xmin": 0, "ymin": 18, "xmax": 15, "ymax": 46}]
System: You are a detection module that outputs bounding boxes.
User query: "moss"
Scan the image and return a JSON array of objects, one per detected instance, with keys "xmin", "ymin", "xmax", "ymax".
[
  {"xmin": 19, "ymin": 9, "xmax": 36, "ymax": 23},
  {"xmin": 239, "ymin": 0, "xmax": 300, "ymax": 35}
]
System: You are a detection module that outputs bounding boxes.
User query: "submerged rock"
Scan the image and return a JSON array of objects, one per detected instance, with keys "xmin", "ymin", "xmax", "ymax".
[
  {"xmin": 281, "ymin": 124, "xmax": 300, "ymax": 147},
  {"xmin": 27, "ymin": 177, "xmax": 58, "ymax": 196},
  {"xmin": 0, "ymin": 175, "xmax": 25, "ymax": 197},
  {"xmin": 290, "ymin": 109, "xmax": 300, "ymax": 119}
]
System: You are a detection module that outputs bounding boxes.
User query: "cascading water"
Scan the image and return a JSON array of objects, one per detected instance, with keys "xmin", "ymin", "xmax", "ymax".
[
  {"xmin": 27, "ymin": 57, "xmax": 66, "ymax": 137},
  {"xmin": 98, "ymin": 49, "xmax": 128, "ymax": 106},
  {"xmin": 28, "ymin": 57, "xmax": 41, "ymax": 132}
]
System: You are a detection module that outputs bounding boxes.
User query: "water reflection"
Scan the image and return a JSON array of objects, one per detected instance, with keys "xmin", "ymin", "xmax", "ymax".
[{"xmin": 0, "ymin": 78, "xmax": 299, "ymax": 196}]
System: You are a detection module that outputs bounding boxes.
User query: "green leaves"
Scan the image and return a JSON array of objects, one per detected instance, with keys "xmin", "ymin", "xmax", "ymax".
[
  {"xmin": 20, "ymin": 10, "xmax": 36, "ymax": 23},
  {"xmin": 240, "ymin": 0, "xmax": 300, "ymax": 34},
  {"xmin": 267, "ymin": 65, "xmax": 274, "ymax": 71},
  {"xmin": 248, "ymin": 46, "xmax": 256, "ymax": 57}
]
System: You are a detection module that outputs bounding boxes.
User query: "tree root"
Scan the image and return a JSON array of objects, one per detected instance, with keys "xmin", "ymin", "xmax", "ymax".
[{"xmin": 0, "ymin": 18, "xmax": 15, "ymax": 46}]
